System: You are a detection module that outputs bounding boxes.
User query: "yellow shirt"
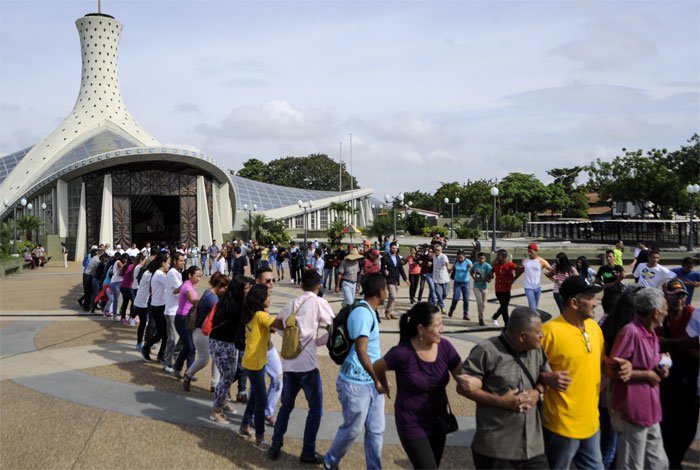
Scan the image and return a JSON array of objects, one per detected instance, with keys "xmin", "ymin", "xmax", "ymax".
[
  {"xmin": 241, "ymin": 310, "xmax": 275, "ymax": 371},
  {"xmin": 541, "ymin": 316, "xmax": 604, "ymax": 439}
]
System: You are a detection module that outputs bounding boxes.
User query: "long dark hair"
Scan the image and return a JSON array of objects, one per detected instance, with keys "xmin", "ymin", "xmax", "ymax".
[
  {"xmin": 242, "ymin": 284, "xmax": 269, "ymax": 324},
  {"xmin": 182, "ymin": 265, "xmax": 201, "ymax": 282},
  {"xmin": 216, "ymin": 275, "xmax": 253, "ymax": 323},
  {"xmin": 399, "ymin": 302, "xmax": 439, "ymax": 343},
  {"xmin": 600, "ymin": 284, "xmax": 644, "ymax": 356},
  {"xmin": 576, "ymin": 256, "xmax": 590, "ymax": 279},
  {"xmin": 554, "ymin": 252, "xmax": 572, "ymax": 274},
  {"xmin": 119, "ymin": 253, "xmax": 134, "ymax": 276}
]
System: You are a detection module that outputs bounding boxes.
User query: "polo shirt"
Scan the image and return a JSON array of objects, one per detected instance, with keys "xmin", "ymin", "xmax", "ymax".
[
  {"xmin": 610, "ymin": 319, "xmax": 662, "ymax": 427},
  {"xmin": 542, "ymin": 316, "xmax": 605, "ymax": 439}
]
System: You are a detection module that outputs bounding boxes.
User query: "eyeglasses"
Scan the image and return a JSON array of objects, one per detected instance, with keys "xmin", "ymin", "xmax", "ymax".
[
  {"xmin": 581, "ymin": 330, "xmax": 591, "ymax": 353},
  {"xmin": 264, "ymin": 279, "xmax": 275, "ymax": 284}
]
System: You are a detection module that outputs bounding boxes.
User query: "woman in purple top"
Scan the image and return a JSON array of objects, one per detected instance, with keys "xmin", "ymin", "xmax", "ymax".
[
  {"xmin": 173, "ymin": 266, "xmax": 202, "ymax": 377},
  {"xmin": 374, "ymin": 302, "xmax": 463, "ymax": 469}
]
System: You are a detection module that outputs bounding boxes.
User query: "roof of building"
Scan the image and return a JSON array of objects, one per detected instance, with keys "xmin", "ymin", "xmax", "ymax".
[
  {"xmin": 230, "ymin": 175, "xmax": 346, "ymax": 211},
  {"xmin": 0, "ymin": 146, "xmax": 33, "ymax": 185}
]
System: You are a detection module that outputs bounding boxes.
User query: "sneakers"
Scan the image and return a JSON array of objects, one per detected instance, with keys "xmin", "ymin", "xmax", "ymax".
[
  {"xmin": 128, "ymin": 318, "xmax": 136, "ymax": 326},
  {"xmin": 300, "ymin": 452, "xmax": 325, "ymax": 465},
  {"xmin": 254, "ymin": 439, "xmax": 271, "ymax": 451},
  {"xmin": 141, "ymin": 348, "xmax": 152, "ymax": 362},
  {"xmin": 492, "ymin": 319, "xmax": 500, "ymax": 327},
  {"xmin": 463, "ymin": 315, "xmax": 471, "ymax": 321},
  {"xmin": 173, "ymin": 370, "xmax": 183, "ymax": 379},
  {"xmin": 136, "ymin": 342, "xmax": 143, "ymax": 351},
  {"xmin": 210, "ymin": 407, "xmax": 231, "ymax": 424},
  {"xmin": 238, "ymin": 426, "xmax": 252, "ymax": 437},
  {"xmin": 236, "ymin": 393, "xmax": 248, "ymax": 404},
  {"xmin": 163, "ymin": 365, "xmax": 174, "ymax": 373},
  {"xmin": 268, "ymin": 447, "xmax": 281, "ymax": 461},
  {"xmin": 479, "ymin": 319, "xmax": 485, "ymax": 327},
  {"xmin": 447, "ymin": 309, "xmax": 454, "ymax": 318},
  {"xmin": 183, "ymin": 374, "xmax": 191, "ymax": 392}
]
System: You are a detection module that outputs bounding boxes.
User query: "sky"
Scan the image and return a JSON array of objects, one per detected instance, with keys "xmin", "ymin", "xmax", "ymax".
[{"xmin": 1, "ymin": 0, "xmax": 698, "ymax": 197}]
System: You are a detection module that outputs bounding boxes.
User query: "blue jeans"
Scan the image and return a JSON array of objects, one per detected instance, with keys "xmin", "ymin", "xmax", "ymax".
[
  {"xmin": 553, "ymin": 292, "xmax": 564, "ymax": 313},
  {"xmin": 434, "ymin": 282, "xmax": 449, "ymax": 308},
  {"xmin": 544, "ymin": 427, "xmax": 603, "ymax": 470},
  {"xmin": 325, "ymin": 377, "xmax": 385, "ymax": 470},
  {"xmin": 599, "ymin": 406, "xmax": 617, "ymax": 470},
  {"xmin": 449, "ymin": 281, "xmax": 470, "ymax": 317},
  {"xmin": 110, "ymin": 281, "xmax": 122, "ymax": 317},
  {"xmin": 426, "ymin": 274, "xmax": 436, "ymax": 305},
  {"xmin": 524, "ymin": 287, "xmax": 541, "ymax": 311},
  {"xmin": 241, "ymin": 367, "xmax": 268, "ymax": 439},
  {"xmin": 271, "ymin": 369, "xmax": 323, "ymax": 458},
  {"xmin": 265, "ymin": 347, "xmax": 283, "ymax": 418},
  {"xmin": 173, "ymin": 315, "xmax": 195, "ymax": 373},
  {"xmin": 323, "ymin": 268, "xmax": 334, "ymax": 289}
]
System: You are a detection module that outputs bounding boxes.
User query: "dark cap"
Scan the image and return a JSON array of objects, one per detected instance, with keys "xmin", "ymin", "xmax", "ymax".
[
  {"xmin": 663, "ymin": 278, "xmax": 688, "ymax": 296},
  {"xmin": 560, "ymin": 276, "xmax": 603, "ymax": 299}
]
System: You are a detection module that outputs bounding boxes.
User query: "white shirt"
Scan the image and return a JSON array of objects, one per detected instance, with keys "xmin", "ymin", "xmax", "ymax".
[
  {"xmin": 523, "ymin": 257, "xmax": 542, "ymax": 290},
  {"xmin": 214, "ymin": 257, "xmax": 227, "ymax": 275},
  {"xmin": 278, "ymin": 291, "xmax": 335, "ymax": 372},
  {"xmin": 633, "ymin": 263, "xmax": 676, "ymax": 288},
  {"xmin": 126, "ymin": 248, "xmax": 139, "ymax": 257},
  {"xmin": 432, "ymin": 253, "xmax": 450, "ymax": 284},
  {"xmin": 150, "ymin": 270, "xmax": 169, "ymax": 307},
  {"xmin": 315, "ymin": 257, "xmax": 324, "ymax": 277},
  {"xmin": 165, "ymin": 268, "xmax": 183, "ymax": 316},
  {"xmin": 133, "ymin": 270, "xmax": 152, "ymax": 308},
  {"xmin": 132, "ymin": 265, "xmax": 143, "ymax": 289}
]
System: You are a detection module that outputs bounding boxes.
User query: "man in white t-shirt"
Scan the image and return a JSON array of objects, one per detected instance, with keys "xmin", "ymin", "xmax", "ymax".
[
  {"xmin": 126, "ymin": 243, "xmax": 139, "ymax": 257},
  {"xmin": 432, "ymin": 243, "xmax": 451, "ymax": 312},
  {"xmin": 268, "ymin": 270, "xmax": 334, "ymax": 463},
  {"xmin": 163, "ymin": 252, "xmax": 184, "ymax": 373},
  {"xmin": 631, "ymin": 250, "xmax": 676, "ymax": 288}
]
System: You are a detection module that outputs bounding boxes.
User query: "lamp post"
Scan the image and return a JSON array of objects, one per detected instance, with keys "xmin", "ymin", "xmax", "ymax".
[
  {"xmin": 490, "ymin": 187, "xmax": 499, "ymax": 253},
  {"xmin": 687, "ymin": 184, "xmax": 700, "ymax": 252},
  {"xmin": 404, "ymin": 201, "xmax": 413, "ymax": 234},
  {"xmin": 242, "ymin": 203, "xmax": 257, "ymax": 242},
  {"xmin": 298, "ymin": 200, "xmax": 313, "ymax": 246},
  {"xmin": 385, "ymin": 193, "xmax": 404, "ymax": 240},
  {"xmin": 10, "ymin": 198, "xmax": 28, "ymax": 255},
  {"xmin": 444, "ymin": 197, "xmax": 460, "ymax": 239}
]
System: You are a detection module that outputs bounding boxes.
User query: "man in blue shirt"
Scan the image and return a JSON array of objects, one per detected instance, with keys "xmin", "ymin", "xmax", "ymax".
[
  {"xmin": 324, "ymin": 273, "xmax": 389, "ymax": 470},
  {"xmin": 672, "ymin": 257, "xmax": 700, "ymax": 305}
]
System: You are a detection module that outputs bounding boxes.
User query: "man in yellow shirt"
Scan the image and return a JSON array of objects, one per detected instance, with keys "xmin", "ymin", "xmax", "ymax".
[{"xmin": 541, "ymin": 276, "xmax": 631, "ymax": 469}]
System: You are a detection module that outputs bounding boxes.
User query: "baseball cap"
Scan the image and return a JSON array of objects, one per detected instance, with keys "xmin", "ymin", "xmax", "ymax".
[
  {"xmin": 663, "ymin": 278, "xmax": 688, "ymax": 296},
  {"xmin": 528, "ymin": 243, "xmax": 539, "ymax": 251},
  {"xmin": 560, "ymin": 276, "xmax": 603, "ymax": 299}
]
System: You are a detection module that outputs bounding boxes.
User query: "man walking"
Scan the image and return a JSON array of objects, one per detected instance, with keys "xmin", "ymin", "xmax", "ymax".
[
  {"xmin": 336, "ymin": 247, "xmax": 364, "ymax": 307},
  {"xmin": 460, "ymin": 307, "xmax": 553, "ymax": 469},
  {"xmin": 207, "ymin": 240, "xmax": 220, "ymax": 276},
  {"xmin": 163, "ymin": 252, "xmax": 184, "ymax": 373},
  {"xmin": 522, "ymin": 243, "xmax": 552, "ymax": 311},
  {"xmin": 595, "ymin": 250, "xmax": 625, "ymax": 288},
  {"xmin": 432, "ymin": 243, "xmax": 451, "ymax": 313},
  {"xmin": 491, "ymin": 249, "xmax": 521, "ymax": 326},
  {"xmin": 324, "ymin": 273, "xmax": 389, "ymax": 470},
  {"xmin": 268, "ymin": 270, "xmax": 334, "ymax": 464},
  {"xmin": 381, "ymin": 242, "xmax": 408, "ymax": 320},
  {"xmin": 631, "ymin": 249, "xmax": 677, "ymax": 288},
  {"xmin": 541, "ymin": 276, "xmax": 631, "ymax": 469}
]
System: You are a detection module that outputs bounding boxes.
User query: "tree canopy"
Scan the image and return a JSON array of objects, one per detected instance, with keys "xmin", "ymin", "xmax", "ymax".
[{"xmin": 236, "ymin": 154, "xmax": 358, "ymax": 191}]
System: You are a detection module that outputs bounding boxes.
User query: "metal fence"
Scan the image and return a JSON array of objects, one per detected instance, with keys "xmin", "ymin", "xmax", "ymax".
[{"xmin": 527, "ymin": 220, "xmax": 700, "ymax": 247}]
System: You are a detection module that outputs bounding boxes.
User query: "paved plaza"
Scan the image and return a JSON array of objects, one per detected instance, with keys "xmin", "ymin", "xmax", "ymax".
[{"xmin": 1, "ymin": 250, "xmax": 699, "ymax": 469}]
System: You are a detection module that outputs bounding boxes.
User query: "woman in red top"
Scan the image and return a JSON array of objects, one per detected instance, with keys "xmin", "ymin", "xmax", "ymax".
[
  {"xmin": 405, "ymin": 246, "xmax": 422, "ymax": 304},
  {"xmin": 490, "ymin": 249, "xmax": 521, "ymax": 326}
]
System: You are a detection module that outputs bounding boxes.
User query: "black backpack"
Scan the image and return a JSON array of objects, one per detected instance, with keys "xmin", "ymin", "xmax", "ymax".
[{"xmin": 327, "ymin": 301, "xmax": 377, "ymax": 365}]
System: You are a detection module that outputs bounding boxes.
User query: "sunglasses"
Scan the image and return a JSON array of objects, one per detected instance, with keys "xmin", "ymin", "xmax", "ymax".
[
  {"xmin": 581, "ymin": 330, "xmax": 591, "ymax": 353},
  {"xmin": 264, "ymin": 278, "xmax": 275, "ymax": 284}
]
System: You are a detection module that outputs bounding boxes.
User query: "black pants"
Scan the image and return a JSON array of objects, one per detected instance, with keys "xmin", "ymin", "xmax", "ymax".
[
  {"xmin": 493, "ymin": 291, "xmax": 511, "ymax": 324},
  {"xmin": 399, "ymin": 433, "xmax": 446, "ymax": 469},
  {"xmin": 80, "ymin": 274, "xmax": 93, "ymax": 309},
  {"xmin": 119, "ymin": 287, "xmax": 134, "ymax": 320},
  {"xmin": 134, "ymin": 306, "xmax": 149, "ymax": 344},
  {"xmin": 144, "ymin": 305, "xmax": 167, "ymax": 360},
  {"xmin": 409, "ymin": 274, "xmax": 420, "ymax": 302},
  {"xmin": 660, "ymin": 376, "xmax": 700, "ymax": 468},
  {"xmin": 472, "ymin": 449, "xmax": 549, "ymax": 469}
]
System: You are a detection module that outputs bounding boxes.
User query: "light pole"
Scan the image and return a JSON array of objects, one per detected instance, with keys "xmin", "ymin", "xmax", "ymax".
[
  {"xmin": 687, "ymin": 184, "xmax": 700, "ymax": 251},
  {"xmin": 371, "ymin": 203, "xmax": 384, "ymax": 221},
  {"xmin": 10, "ymin": 198, "xmax": 27, "ymax": 256},
  {"xmin": 444, "ymin": 197, "xmax": 460, "ymax": 239},
  {"xmin": 490, "ymin": 187, "xmax": 499, "ymax": 253},
  {"xmin": 242, "ymin": 203, "xmax": 257, "ymax": 242},
  {"xmin": 385, "ymin": 193, "xmax": 404, "ymax": 240},
  {"xmin": 404, "ymin": 201, "xmax": 413, "ymax": 234},
  {"xmin": 298, "ymin": 200, "xmax": 313, "ymax": 246}
]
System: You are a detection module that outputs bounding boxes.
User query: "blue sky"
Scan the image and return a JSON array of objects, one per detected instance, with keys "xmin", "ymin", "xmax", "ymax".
[{"xmin": 1, "ymin": 0, "xmax": 698, "ymax": 196}]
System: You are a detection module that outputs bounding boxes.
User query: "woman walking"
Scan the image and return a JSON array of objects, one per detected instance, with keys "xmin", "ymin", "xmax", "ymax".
[
  {"xmin": 374, "ymin": 303, "xmax": 464, "ymax": 469},
  {"xmin": 239, "ymin": 284, "xmax": 280, "ymax": 451},
  {"xmin": 118, "ymin": 255, "xmax": 136, "ymax": 324},
  {"xmin": 406, "ymin": 246, "xmax": 421, "ymax": 304},
  {"xmin": 141, "ymin": 252, "xmax": 171, "ymax": 362},
  {"xmin": 173, "ymin": 266, "xmax": 202, "ymax": 378},
  {"xmin": 133, "ymin": 255, "xmax": 158, "ymax": 351},
  {"xmin": 183, "ymin": 272, "xmax": 229, "ymax": 392},
  {"xmin": 210, "ymin": 276, "xmax": 253, "ymax": 422},
  {"xmin": 547, "ymin": 252, "xmax": 578, "ymax": 313}
]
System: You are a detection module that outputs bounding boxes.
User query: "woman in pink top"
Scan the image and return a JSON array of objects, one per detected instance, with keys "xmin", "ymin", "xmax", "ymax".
[{"xmin": 173, "ymin": 266, "xmax": 202, "ymax": 377}]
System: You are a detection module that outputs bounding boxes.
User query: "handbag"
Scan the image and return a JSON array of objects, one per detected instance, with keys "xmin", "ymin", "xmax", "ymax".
[
  {"xmin": 201, "ymin": 303, "xmax": 219, "ymax": 336},
  {"xmin": 185, "ymin": 304, "xmax": 198, "ymax": 331},
  {"xmin": 411, "ymin": 343, "xmax": 459, "ymax": 435}
]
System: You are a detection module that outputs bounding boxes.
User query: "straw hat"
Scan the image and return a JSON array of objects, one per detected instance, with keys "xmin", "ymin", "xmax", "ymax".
[{"xmin": 345, "ymin": 247, "xmax": 364, "ymax": 260}]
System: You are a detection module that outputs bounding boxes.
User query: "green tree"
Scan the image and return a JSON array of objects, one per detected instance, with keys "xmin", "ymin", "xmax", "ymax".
[
  {"xmin": 268, "ymin": 154, "xmax": 358, "ymax": 191},
  {"xmin": 326, "ymin": 219, "xmax": 346, "ymax": 244},
  {"xmin": 365, "ymin": 215, "xmax": 393, "ymax": 240},
  {"xmin": 564, "ymin": 190, "xmax": 590, "ymax": 218},
  {"xmin": 237, "ymin": 158, "xmax": 270, "ymax": 182},
  {"xmin": 434, "ymin": 182, "xmax": 465, "ymax": 217},
  {"xmin": 16, "ymin": 215, "xmax": 42, "ymax": 242},
  {"xmin": 405, "ymin": 211, "xmax": 428, "ymax": 235},
  {"xmin": 544, "ymin": 183, "xmax": 572, "ymax": 216},
  {"xmin": 499, "ymin": 173, "xmax": 547, "ymax": 215},
  {"xmin": 403, "ymin": 191, "xmax": 437, "ymax": 212},
  {"xmin": 328, "ymin": 202, "xmax": 356, "ymax": 224},
  {"xmin": 245, "ymin": 213, "xmax": 268, "ymax": 242},
  {"xmin": 547, "ymin": 166, "xmax": 584, "ymax": 191}
]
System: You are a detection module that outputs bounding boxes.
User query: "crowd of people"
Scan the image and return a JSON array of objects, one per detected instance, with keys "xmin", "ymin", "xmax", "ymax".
[{"xmin": 74, "ymin": 236, "xmax": 699, "ymax": 469}]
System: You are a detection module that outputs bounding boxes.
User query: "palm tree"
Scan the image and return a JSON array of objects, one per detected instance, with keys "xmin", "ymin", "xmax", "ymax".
[
  {"xmin": 16, "ymin": 215, "xmax": 43, "ymax": 242},
  {"xmin": 245, "ymin": 213, "xmax": 268, "ymax": 242}
]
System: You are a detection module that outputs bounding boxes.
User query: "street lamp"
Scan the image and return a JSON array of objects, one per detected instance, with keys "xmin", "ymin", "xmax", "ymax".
[
  {"xmin": 242, "ymin": 203, "xmax": 257, "ymax": 242},
  {"xmin": 298, "ymin": 200, "xmax": 313, "ymax": 246},
  {"xmin": 404, "ymin": 201, "xmax": 413, "ymax": 234},
  {"xmin": 490, "ymin": 187, "xmax": 499, "ymax": 253},
  {"xmin": 444, "ymin": 197, "xmax": 460, "ymax": 239},
  {"xmin": 371, "ymin": 203, "xmax": 384, "ymax": 220},
  {"xmin": 385, "ymin": 193, "xmax": 404, "ymax": 240},
  {"xmin": 687, "ymin": 184, "xmax": 700, "ymax": 251},
  {"xmin": 10, "ymin": 198, "xmax": 28, "ymax": 255}
]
